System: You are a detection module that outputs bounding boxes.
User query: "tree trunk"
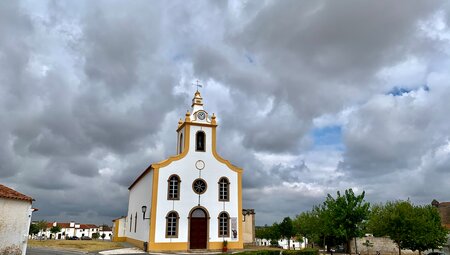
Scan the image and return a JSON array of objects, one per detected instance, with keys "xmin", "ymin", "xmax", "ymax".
[
  {"xmin": 398, "ymin": 246, "xmax": 401, "ymax": 255},
  {"xmin": 288, "ymin": 238, "xmax": 291, "ymax": 250}
]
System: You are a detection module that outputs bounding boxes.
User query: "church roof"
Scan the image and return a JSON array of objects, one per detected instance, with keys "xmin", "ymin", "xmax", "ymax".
[{"xmin": 0, "ymin": 184, "xmax": 34, "ymax": 202}]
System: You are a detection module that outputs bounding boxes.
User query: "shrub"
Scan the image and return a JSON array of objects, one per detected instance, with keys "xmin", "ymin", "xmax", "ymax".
[
  {"xmin": 233, "ymin": 251, "xmax": 281, "ymax": 255},
  {"xmin": 281, "ymin": 248, "xmax": 319, "ymax": 255}
]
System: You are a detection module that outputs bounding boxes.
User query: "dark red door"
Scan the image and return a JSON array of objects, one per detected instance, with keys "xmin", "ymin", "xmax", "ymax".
[{"xmin": 190, "ymin": 209, "xmax": 207, "ymax": 249}]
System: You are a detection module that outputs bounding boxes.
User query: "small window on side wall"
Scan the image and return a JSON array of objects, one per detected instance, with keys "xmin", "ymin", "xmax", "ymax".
[{"xmin": 196, "ymin": 131, "xmax": 205, "ymax": 152}]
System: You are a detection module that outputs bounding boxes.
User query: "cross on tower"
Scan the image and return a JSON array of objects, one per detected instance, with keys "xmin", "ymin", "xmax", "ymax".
[{"xmin": 193, "ymin": 80, "xmax": 203, "ymax": 92}]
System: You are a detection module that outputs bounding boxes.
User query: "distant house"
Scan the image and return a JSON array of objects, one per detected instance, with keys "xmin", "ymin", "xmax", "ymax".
[
  {"xmin": 0, "ymin": 184, "xmax": 35, "ymax": 255},
  {"xmin": 98, "ymin": 225, "xmax": 113, "ymax": 240},
  {"xmin": 256, "ymin": 237, "xmax": 306, "ymax": 250}
]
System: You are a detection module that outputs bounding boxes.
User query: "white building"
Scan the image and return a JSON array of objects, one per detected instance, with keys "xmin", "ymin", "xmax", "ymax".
[
  {"xmin": 0, "ymin": 184, "xmax": 35, "ymax": 255},
  {"xmin": 38, "ymin": 222, "xmax": 100, "ymax": 239},
  {"xmin": 115, "ymin": 91, "xmax": 244, "ymax": 252},
  {"xmin": 98, "ymin": 225, "xmax": 113, "ymax": 240},
  {"xmin": 256, "ymin": 237, "xmax": 307, "ymax": 250}
]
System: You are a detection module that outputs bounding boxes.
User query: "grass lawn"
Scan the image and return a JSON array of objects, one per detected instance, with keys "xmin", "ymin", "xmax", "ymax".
[{"xmin": 28, "ymin": 240, "xmax": 124, "ymax": 252}]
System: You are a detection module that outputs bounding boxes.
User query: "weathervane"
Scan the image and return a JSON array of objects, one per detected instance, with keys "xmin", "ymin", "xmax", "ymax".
[{"xmin": 193, "ymin": 80, "xmax": 203, "ymax": 92}]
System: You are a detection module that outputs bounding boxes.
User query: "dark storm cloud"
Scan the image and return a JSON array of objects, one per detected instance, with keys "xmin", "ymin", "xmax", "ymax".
[{"xmin": 1, "ymin": 0, "xmax": 450, "ymax": 226}]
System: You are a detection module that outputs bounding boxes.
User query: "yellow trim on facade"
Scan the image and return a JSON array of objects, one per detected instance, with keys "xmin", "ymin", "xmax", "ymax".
[
  {"xmin": 125, "ymin": 237, "xmax": 145, "ymax": 250},
  {"xmin": 147, "ymin": 124, "xmax": 191, "ymax": 251},
  {"xmin": 237, "ymin": 172, "xmax": 244, "ymax": 248},
  {"xmin": 149, "ymin": 242, "xmax": 189, "ymax": 251},
  {"xmin": 114, "ymin": 237, "xmax": 126, "ymax": 242},
  {"xmin": 145, "ymin": 241, "xmax": 243, "ymax": 252},
  {"xmin": 143, "ymin": 112, "xmax": 245, "ymax": 252},
  {"xmin": 176, "ymin": 121, "xmax": 217, "ymax": 133},
  {"xmin": 148, "ymin": 166, "xmax": 159, "ymax": 251},
  {"xmin": 209, "ymin": 241, "xmax": 244, "ymax": 250}
]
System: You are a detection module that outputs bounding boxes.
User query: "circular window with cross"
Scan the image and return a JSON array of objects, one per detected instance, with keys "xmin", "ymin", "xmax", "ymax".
[{"xmin": 192, "ymin": 178, "xmax": 207, "ymax": 194}]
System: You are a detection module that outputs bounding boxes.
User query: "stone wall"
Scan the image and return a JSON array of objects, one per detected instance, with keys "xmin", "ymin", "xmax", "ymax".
[{"xmin": 350, "ymin": 237, "xmax": 419, "ymax": 255}]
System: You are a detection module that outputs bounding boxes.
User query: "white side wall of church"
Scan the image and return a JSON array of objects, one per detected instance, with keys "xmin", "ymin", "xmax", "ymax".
[
  {"xmin": 154, "ymin": 125, "xmax": 239, "ymax": 244},
  {"xmin": 127, "ymin": 171, "xmax": 153, "ymax": 242}
]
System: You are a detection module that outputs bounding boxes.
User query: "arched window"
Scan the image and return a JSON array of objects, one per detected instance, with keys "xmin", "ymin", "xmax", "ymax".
[
  {"xmin": 166, "ymin": 211, "xmax": 179, "ymax": 238},
  {"xmin": 196, "ymin": 131, "xmax": 205, "ymax": 152},
  {"xmin": 179, "ymin": 133, "xmax": 183, "ymax": 154},
  {"xmin": 167, "ymin": 175, "xmax": 181, "ymax": 200},
  {"xmin": 218, "ymin": 177, "xmax": 230, "ymax": 201},
  {"xmin": 218, "ymin": 212, "xmax": 230, "ymax": 237}
]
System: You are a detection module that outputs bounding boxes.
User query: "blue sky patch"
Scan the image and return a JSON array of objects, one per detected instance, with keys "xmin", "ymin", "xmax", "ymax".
[
  {"xmin": 311, "ymin": 125, "xmax": 344, "ymax": 150},
  {"xmin": 387, "ymin": 85, "xmax": 429, "ymax": 96}
]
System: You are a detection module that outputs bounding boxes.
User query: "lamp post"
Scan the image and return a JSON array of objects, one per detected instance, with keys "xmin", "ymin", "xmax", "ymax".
[{"xmin": 141, "ymin": 206, "xmax": 150, "ymax": 220}]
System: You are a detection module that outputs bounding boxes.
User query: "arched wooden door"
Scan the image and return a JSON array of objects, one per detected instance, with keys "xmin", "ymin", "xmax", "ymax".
[{"xmin": 189, "ymin": 208, "xmax": 208, "ymax": 249}]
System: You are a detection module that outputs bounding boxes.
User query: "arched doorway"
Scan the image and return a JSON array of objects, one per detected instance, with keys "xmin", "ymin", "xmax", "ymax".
[{"xmin": 189, "ymin": 207, "xmax": 208, "ymax": 249}]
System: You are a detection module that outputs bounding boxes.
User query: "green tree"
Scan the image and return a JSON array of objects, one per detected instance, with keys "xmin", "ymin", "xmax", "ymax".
[
  {"xmin": 279, "ymin": 217, "xmax": 295, "ymax": 249},
  {"xmin": 29, "ymin": 223, "xmax": 40, "ymax": 236},
  {"xmin": 323, "ymin": 189, "xmax": 370, "ymax": 252},
  {"xmin": 294, "ymin": 208, "xmax": 323, "ymax": 248},
  {"xmin": 367, "ymin": 201, "xmax": 448, "ymax": 255},
  {"xmin": 101, "ymin": 233, "xmax": 106, "ymax": 240},
  {"xmin": 369, "ymin": 201, "xmax": 413, "ymax": 255},
  {"xmin": 50, "ymin": 225, "xmax": 62, "ymax": 239},
  {"xmin": 92, "ymin": 232, "xmax": 100, "ymax": 240},
  {"xmin": 268, "ymin": 222, "xmax": 281, "ymax": 245}
]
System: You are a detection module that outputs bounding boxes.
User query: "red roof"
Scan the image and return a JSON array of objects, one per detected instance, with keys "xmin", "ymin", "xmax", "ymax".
[
  {"xmin": 0, "ymin": 184, "xmax": 34, "ymax": 202},
  {"xmin": 45, "ymin": 222, "xmax": 98, "ymax": 229}
]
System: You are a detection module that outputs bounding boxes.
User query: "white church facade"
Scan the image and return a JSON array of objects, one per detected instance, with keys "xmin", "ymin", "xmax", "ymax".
[{"xmin": 114, "ymin": 91, "xmax": 244, "ymax": 251}]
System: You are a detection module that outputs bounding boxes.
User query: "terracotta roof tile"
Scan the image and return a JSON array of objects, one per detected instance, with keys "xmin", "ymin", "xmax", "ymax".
[{"xmin": 0, "ymin": 184, "xmax": 34, "ymax": 202}]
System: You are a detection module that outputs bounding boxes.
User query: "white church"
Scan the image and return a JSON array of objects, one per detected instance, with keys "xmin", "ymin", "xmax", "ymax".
[{"xmin": 112, "ymin": 91, "xmax": 250, "ymax": 252}]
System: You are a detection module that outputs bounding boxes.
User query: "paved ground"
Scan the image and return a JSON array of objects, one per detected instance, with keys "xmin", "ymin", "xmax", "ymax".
[{"xmin": 27, "ymin": 247, "xmax": 87, "ymax": 255}]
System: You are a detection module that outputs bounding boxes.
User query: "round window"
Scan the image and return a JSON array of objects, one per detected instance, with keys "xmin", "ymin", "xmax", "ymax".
[{"xmin": 192, "ymin": 178, "xmax": 207, "ymax": 194}]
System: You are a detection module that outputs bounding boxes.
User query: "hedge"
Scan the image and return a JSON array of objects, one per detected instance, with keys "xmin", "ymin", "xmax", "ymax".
[{"xmin": 282, "ymin": 248, "xmax": 319, "ymax": 255}]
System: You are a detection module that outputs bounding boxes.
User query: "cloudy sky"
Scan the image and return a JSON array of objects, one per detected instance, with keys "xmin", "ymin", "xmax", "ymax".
[{"xmin": 1, "ymin": 0, "xmax": 450, "ymax": 226}]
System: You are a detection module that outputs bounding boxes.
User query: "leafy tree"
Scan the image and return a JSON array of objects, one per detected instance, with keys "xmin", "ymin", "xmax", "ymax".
[
  {"xmin": 50, "ymin": 225, "xmax": 62, "ymax": 238},
  {"xmin": 294, "ymin": 208, "xmax": 323, "ymax": 248},
  {"xmin": 267, "ymin": 223, "xmax": 281, "ymax": 245},
  {"xmin": 323, "ymin": 189, "xmax": 370, "ymax": 252},
  {"xmin": 279, "ymin": 217, "xmax": 295, "ymax": 249},
  {"xmin": 367, "ymin": 201, "xmax": 448, "ymax": 255},
  {"xmin": 101, "ymin": 233, "xmax": 106, "ymax": 240},
  {"xmin": 92, "ymin": 232, "xmax": 100, "ymax": 240},
  {"xmin": 29, "ymin": 223, "xmax": 40, "ymax": 236}
]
